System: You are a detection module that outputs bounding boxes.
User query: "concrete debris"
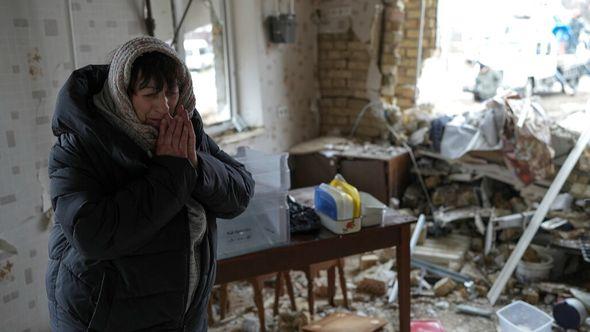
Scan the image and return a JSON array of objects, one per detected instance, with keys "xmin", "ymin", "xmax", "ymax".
[
  {"xmin": 277, "ymin": 311, "xmax": 310, "ymax": 331},
  {"xmin": 359, "ymin": 254, "xmax": 380, "ymax": 270},
  {"xmin": 522, "ymin": 287, "xmax": 540, "ymax": 305}
]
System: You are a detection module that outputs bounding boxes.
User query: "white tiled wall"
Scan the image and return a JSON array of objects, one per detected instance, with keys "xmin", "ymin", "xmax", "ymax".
[
  {"xmin": 0, "ymin": 0, "xmax": 318, "ymax": 330},
  {"xmin": 0, "ymin": 0, "xmax": 146, "ymax": 330}
]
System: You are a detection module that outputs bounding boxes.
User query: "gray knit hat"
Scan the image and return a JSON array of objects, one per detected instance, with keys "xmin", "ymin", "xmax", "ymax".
[{"xmin": 94, "ymin": 36, "xmax": 196, "ymax": 154}]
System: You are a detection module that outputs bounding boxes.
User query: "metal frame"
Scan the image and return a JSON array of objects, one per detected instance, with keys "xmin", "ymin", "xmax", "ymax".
[
  {"xmin": 169, "ymin": 0, "xmax": 239, "ymax": 135},
  {"xmin": 205, "ymin": 0, "xmax": 240, "ymax": 135}
]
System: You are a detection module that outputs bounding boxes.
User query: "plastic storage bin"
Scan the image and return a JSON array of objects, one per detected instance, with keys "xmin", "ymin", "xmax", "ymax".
[
  {"xmin": 233, "ymin": 147, "xmax": 290, "ymax": 194},
  {"xmin": 217, "ymin": 148, "xmax": 291, "ymax": 259},
  {"xmin": 496, "ymin": 301, "xmax": 553, "ymax": 332}
]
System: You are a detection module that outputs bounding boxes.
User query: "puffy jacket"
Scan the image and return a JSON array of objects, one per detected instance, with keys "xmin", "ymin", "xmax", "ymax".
[{"xmin": 46, "ymin": 65, "xmax": 254, "ymax": 331}]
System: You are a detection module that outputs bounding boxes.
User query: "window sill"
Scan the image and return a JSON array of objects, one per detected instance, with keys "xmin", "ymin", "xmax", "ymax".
[{"xmin": 213, "ymin": 127, "xmax": 265, "ymax": 145}]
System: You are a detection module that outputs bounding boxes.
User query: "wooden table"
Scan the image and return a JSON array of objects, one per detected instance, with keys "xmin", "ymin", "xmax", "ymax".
[{"xmin": 216, "ymin": 210, "xmax": 416, "ymax": 331}]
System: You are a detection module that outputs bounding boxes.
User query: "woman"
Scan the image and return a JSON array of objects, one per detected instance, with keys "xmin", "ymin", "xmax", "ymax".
[{"xmin": 46, "ymin": 37, "xmax": 254, "ymax": 331}]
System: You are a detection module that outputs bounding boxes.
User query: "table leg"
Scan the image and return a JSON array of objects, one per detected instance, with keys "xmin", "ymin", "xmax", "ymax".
[
  {"xmin": 327, "ymin": 266, "xmax": 336, "ymax": 306},
  {"xmin": 397, "ymin": 223, "xmax": 411, "ymax": 332},
  {"xmin": 273, "ymin": 272, "xmax": 283, "ymax": 316},
  {"xmin": 305, "ymin": 270, "xmax": 315, "ymax": 317},
  {"xmin": 283, "ymin": 272, "xmax": 297, "ymax": 311},
  {"xmin": 220, "ymin": 284, "xmax": 228, "ymax": 320},
  {"xmin": 250, "ymin": 278, "xmax": 266, "ymax": 332},
  {"xmin": 336, "ymin": 258, "xmax": 349, "ymax": 309}
]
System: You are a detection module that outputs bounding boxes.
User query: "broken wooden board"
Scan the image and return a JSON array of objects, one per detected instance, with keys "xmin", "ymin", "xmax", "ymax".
[
  {"xmin": 302, "ymin": 312, "xmax": 387, "ymax": 332},
  {"xmin": 433, "ymin": 207, "xmax": 493, "ymax": 226},
  {"xmin": 413, "ymin": 233, "xmax": 471, "ymax": 269}
]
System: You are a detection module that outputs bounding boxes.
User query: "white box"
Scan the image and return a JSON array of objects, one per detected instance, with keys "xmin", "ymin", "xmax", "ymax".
[
  {"xmin": 496, "ymin": 301, "xmax": 553, "ymax": 332},
  {"xmin": 317, "ymin": 212, "xmax": 361, "ymax": 234},
  {"xmin": 217, "ymin": 191, "xmax": 290, "ymax": 259},
  {"xmin": 234, "ymin": 147, "xmax": 290, "ymax": 194}
]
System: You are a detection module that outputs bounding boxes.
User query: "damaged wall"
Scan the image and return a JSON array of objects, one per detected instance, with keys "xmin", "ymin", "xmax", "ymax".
[
  {"xmin": 395, "ymin": 0, "xmax": 438, "ymax": 110},
  {"xmin": 317, "ymin": 0, "xmax": 438, "ymax": 139},
  {"xmin": 0, "ymin": 0, "xmax": 318, "ymax": 330},
  {"xmin": 221, "ymin": 0, "xmax": 320, "ymax": 154}
]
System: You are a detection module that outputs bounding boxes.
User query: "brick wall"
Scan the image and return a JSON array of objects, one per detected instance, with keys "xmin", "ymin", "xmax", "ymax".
[
  {"xmin": 395, "ymin": 0, "xmax": 437, "ymax": 110},
  {"xmin": 317, "ymin": 30, "xmax": 386, "ymax": 138},
  {"xmin": 317, "ymin": 0, "xmax": 437, "ymax": 140}
]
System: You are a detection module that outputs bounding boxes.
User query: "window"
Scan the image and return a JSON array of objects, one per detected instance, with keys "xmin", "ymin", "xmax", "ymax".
[{"xmin": 150, "ymin": 0, "xmax": 236, "ymax": 131}]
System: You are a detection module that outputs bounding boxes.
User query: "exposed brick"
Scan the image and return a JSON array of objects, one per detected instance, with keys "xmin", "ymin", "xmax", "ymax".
[
  {"xmin": 333, "ymin": 41, "xmax": 347, "ymax": 50},
  {"xmin": 406, "ymin": 29, "xmax": 420, "ymax": 39},
  {"xmin": 333, "ymin": 79, "xmax": 347, "ymax": 88},
  {"xmin": 348, "ymin": 61, "xmax": 369, "ymax": 70},
  {"xmin": 319, "ymin": 40, "xmax": 333, "ymax": 48},
  {"xmin": 405, "ymin": 19, "xmax": 420, "ymax": 29},
  {"xmin": 407, "ymin": 9, "xmax": 421, "ymax": 19},
  {"xmin": 397, "ymin": 85, "xmax": 416, "ymax": 98},
  {"xmin": 405, "ymin": 48, "xmax": 419, "ymax": 57},
  {"xmin": 327, "ymin": 70, "xmax": 353, "ymax": 79},
  {"xmin": 348, "ymin": 41, "xmax": 366, "ymax": 51},
  {"xmin": 382, "ymin": 54, "xmax": 397, "ymax": 65},
  {"xmin": 350, "ymin": 51, "xmax": 370, "ymax": 61},
  {"xmin": 348, "ymin": 81, "xmax": 366, "ymax": 89},
  {"xmin": 385, "ymin": 7, "xmax": 405, "ymax": 22},
  {"xmin": 328, "ymin": 51, "xmax": 345, "ymax": 59}
]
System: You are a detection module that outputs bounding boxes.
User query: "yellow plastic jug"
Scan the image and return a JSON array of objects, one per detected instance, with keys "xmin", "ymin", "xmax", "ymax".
[{"xmin": 330, "ymin": 174, "xmax": 361, "ymax": 218}]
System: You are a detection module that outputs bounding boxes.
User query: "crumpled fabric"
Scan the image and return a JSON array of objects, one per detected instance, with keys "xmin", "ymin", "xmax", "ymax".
[
  {"xmin": 439, "ymin": 98, "xmax": 505, "ymax": 159},
  {"xmin": 502, "ymin": 98, "xmax": 555, "ymax": 183}
]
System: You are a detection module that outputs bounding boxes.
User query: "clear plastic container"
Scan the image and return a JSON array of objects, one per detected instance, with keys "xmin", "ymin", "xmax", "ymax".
[
  {"xmin": 217, "ymin": 191, "xmax": 290, "ymax": 259},
  {"xmin": 496, "ymin": 301, "xmax": 553, "ymax": 332},
  {"xmin": 234, "ymin": 147, "xmax": 290, "ymax": 194},
  {"xmin": 360, "ymin": 191, "xmax": 387, "ymax": 227},
  {"xmin": 217, "ymin": 148, "xmax": 291, "ymax": 259}
]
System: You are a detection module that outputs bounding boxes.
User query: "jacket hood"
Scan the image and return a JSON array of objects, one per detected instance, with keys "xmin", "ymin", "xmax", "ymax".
[{"xmin": 52, "ymin": 64, "xmax": 114, "ymax": 139}]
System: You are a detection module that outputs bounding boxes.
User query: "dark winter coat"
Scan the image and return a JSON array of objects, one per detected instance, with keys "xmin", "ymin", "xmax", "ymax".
[{"xmin": 46, "ymin": 65, "xmax": 254, "ymax": 331}]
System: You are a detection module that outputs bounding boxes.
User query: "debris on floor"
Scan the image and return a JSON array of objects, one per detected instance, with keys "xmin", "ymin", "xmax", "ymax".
[{"xmin": 210, "ymin": 95, "xmax": 590, "ymax": 331}]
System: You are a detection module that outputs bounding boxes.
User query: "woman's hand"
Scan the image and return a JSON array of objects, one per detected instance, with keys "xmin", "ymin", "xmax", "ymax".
[
  {"xmin": 181, "ymin": 106, "xmax": 198, "ymax": 167},
  {"xmin": 155, "ymin": 105, "xmax": 198, "ymax": 167}
]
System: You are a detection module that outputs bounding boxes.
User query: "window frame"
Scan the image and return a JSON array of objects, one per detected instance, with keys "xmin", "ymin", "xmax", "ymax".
[{"xmin": 198, "ymin": 0, "xmax": 240, "ymax": 136}]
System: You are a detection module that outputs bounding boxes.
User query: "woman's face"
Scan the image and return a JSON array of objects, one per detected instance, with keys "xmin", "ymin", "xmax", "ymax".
[{"xmin": 130, "ymin": 74, "xmax": 179, "ymax": 130}]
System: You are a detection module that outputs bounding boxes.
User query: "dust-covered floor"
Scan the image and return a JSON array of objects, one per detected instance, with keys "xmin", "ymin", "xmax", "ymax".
[{"xmin": 207, "ymin": 253, "xmax": 576, "ymax": 332}]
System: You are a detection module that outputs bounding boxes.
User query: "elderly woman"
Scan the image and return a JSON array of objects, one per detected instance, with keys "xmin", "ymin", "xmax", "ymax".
[{"xmin": 46, "ymin": 37, "xmax": 254, "ymax": 331}]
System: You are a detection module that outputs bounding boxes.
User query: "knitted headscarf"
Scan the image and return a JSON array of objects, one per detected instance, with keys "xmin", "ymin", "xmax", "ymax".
[{"xmin": 94, "ymin": 36, "xmax": 196, "ymax": 154}]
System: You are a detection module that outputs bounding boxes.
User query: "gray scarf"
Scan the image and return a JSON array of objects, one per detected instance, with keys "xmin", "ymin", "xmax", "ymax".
[{"xmin": 93, "ymin": 36, "xmax": 196, "ymax": 154}]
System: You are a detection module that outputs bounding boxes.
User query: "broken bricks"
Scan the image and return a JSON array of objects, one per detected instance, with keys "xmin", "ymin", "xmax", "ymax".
[
  {"xmin": 356, "ymin": 278, "xmax": 387, "ymax": 297},
  {"xmin": 433, "ymin": 277, "xmax": 457, "ymax": 297}
]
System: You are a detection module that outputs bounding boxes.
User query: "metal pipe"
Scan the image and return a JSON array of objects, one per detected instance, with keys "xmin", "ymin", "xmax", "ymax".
[
  {"xmin": 66, "ymin": 0, "xmax": 78, "ymax": 69},
  {"xmin": 171, "ymin": 0, "xmax": 194, "ymax": 47},
  {"xmin": 145, "ymin": 0, "xmax": 156, "ymax": 36},
  {"xmin": 414, "ymin": 0, "xmax": 426, "ymax": 102}
]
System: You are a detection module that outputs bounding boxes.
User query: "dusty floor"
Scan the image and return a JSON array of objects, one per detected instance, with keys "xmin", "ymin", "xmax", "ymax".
[{"xmin": 207, "ymin": 253, "xmax": 583, "ymax": 332}]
